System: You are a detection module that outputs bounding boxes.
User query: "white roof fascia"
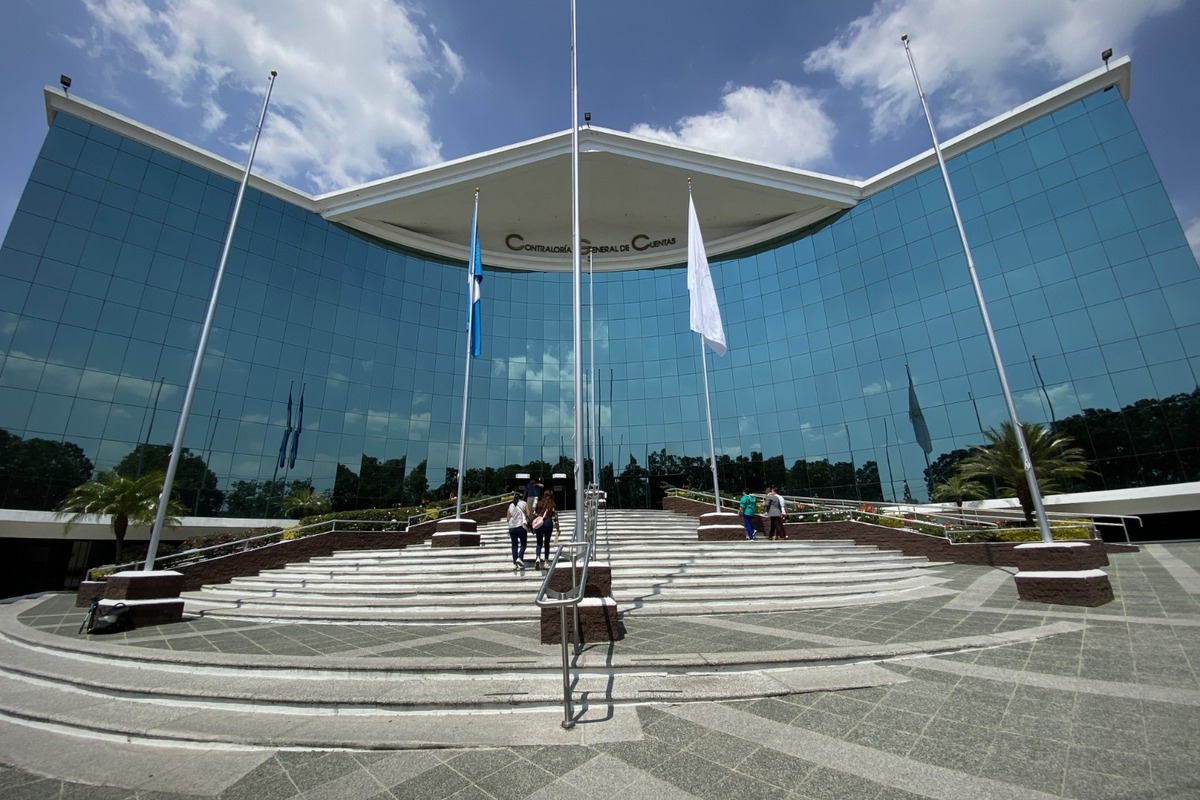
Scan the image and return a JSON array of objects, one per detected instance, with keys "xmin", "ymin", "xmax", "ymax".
[
  {"xmin": 860, "ymin": 57, "xmax": 1132, "ymax": 197},
  {"xmin": 43, "ymin": 87, "xmax": 318, "ymax": 212},
  {"xmin": 319, "ymin": 126, "xmax": 859, "ymax": 221},
  {"xmin": 316, "ymin": 129, "xmax": 574, "ymax": 218}
]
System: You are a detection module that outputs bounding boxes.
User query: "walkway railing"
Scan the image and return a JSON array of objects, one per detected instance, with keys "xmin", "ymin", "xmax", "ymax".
[
  {"xmin": 534, "ymin": 483, "xmax": 603, "ymax": 729},
  {"xmin": 665, "ymin": 487, "xmax": 1139, "ymax": 543}
]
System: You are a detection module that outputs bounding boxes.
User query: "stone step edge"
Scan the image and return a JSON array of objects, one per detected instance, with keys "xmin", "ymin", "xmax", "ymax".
[
  {"xmin": 284, "ymin": 555, "xmax": 919, "ymax": 573},
  {"xmin": 181, "ymin": 582, "xmax": 950, "ymax": 610},
  {"xmin": 179, "ymin": 583, "xmax": 960, "ymax": 621},
  {"xmin": 206, "ymin": 567, "xmax": 945, "ymax": 593},
  {"xmin": 0, "ymin": 609, "xmax": 1084, "ymax": 678},
  {"xmin": 0, "ymin": 661, "xmax": 903, "ymax": 749},
  {"xmin": 0, "ymin": 665, "xmax": 904, "ymax": 731},
  {"xmin": 184, "ymin": 574, "xmax": 948, "ymax": 604},
  {"xmin": 0, "ymin": 620, "xmax": 1082, "ymax": 694}
]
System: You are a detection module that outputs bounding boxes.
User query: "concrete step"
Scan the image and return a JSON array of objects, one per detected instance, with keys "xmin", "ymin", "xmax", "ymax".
[
  {"xmin": 12, "ymin": 593, "xmax": 1086, "ymax": 749},
  {"xmin": 179, "ymin": 509, "xmax": 948, "ymax": 623},
  {"xmin": 253, "ymin": 554, "xmax": 931, "ymax": 583},
  {"xmin": 179, "ymin": 583, "xmax": 957, "ymax": 623},
  {"xmin": 209, "ymin": 564, "xmax": 944, "ymax": 598}
]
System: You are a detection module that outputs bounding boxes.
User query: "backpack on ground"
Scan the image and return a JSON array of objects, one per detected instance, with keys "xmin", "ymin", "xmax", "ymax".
[{"xmin": 89, "ymin": 602, "xmax": 135, "ymax": 635}]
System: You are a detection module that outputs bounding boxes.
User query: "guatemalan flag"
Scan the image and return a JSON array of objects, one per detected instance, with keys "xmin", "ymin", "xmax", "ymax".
[{"xmin": 467, "ymin": 202, "xmax": 482, "ymax": 357}]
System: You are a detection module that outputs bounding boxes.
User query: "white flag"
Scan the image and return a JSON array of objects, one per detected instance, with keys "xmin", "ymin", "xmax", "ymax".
[{"xmin": 687, "ymin": 194, "xmax": 727, "ymax": 356}]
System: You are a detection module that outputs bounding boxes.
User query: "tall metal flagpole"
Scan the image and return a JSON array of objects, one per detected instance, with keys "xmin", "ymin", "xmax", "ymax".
[
  {"xmin": 455, "ymin": 189, "xmax": 480, "ymax": 519},
  {"xmin": 588, "ymin": 250, "xmax": 596, "ymax": 484},
  {"xmin": 135, "ymin": 376, "xmax": 164, "ymax": 478},
  {"xmin": 699, "ymin": 332, "xmax": 721, "ymax": 511},
  {"xmin": 144, "ymin": 70, "xmax": 278, "ymax": 570},
  {"xmin": 690, "ymin": 180, "xmax": 723, "ymax": 512},
  {"xmin": 883, "ymin": 417, "xmax": 897, "ymax": 503},
  {"xmin": 901, "ymin": 35, "xmax": 1052, "ymax": 542},
  {"xmin": 455, "ymin": 190, "xmax": 480, "ymax": 518},
  {"xmin": 570, "ymin": 0, "xmax": 585, "ymax": 539}
]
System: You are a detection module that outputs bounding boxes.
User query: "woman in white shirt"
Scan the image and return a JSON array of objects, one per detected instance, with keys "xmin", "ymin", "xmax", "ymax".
[{"xmin": 506, "ymin": 492, "xmax": 530, "ymax": 568}]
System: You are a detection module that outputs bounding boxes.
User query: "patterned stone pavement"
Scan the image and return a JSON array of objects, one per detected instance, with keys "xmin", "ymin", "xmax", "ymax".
[{"xmin": 1, "ymin": 542, "xmax": 1198, "ymax": 799}]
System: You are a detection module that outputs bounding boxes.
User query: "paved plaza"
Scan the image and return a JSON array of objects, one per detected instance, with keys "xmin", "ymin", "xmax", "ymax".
[{"xmin": 1, "ymin": 541, "xmax": 1198, "ymax": 799}]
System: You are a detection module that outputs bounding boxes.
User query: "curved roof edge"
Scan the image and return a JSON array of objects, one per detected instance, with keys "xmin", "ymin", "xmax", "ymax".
[
  {"xmin": 43, "ymin": 87, "xmax": 319, "ymax": 212},
  {"xmin": 41, "ymin": 57, "xmax": 1132, "ymax": 272},
  {"xmin": 859, "ymin": 57, "xmax": 1131, "ymax": 196}
]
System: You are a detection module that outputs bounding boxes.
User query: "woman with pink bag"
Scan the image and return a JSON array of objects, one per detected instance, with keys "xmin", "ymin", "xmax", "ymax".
[{"xmin": 530, "ymin": 488, "xmax": 557, "ymax": 570}]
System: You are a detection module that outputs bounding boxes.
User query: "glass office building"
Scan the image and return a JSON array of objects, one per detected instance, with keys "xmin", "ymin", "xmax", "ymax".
[{"xmin": 1, "ymin": 58, "xmax": 1197, "ymax": 526}]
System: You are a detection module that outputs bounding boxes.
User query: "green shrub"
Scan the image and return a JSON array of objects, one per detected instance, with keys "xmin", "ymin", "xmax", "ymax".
[
  {"xmin": 948, "ymin": 524, "xmax": 1094, "ymax": 544},
  {"xmin": 297, "ymin": 507, "xmax": 409, "ymax": 531}
]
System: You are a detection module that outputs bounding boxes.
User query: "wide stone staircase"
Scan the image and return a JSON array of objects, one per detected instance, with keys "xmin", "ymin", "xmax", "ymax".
[
  {"xmin": 177, "ymin": 508, "xmax": 954, "ymax": 622},
  {"xmin": 3, "ymin": 509, "xmax": 1068, "ymax": 751}
]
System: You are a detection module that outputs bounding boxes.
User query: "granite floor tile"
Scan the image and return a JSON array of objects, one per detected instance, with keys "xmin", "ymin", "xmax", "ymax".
[
  {"xmin": 388, "ymin": 764, "xmax": 471, "ymax": 800},
  {"xmin": 6, "ymin": 544, "xmax": 1200, "ymax": 799},
  {"xmin": 685, "ymin": 728, "xmax": 760, "ymax": 769},
  {"xmin": 651, "ymin": 749, "xmax": 736, "ymax": 797}
]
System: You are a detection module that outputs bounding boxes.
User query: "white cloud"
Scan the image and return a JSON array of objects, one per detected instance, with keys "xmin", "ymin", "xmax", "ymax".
[
  {"xmin": 439, "ymin": 39, "xmax": 465, "ymax": 92},
  {"xmin": 630, "ymin": 81, "xmax": 835, "ymax": 168},
  {"xmin": 524, "ymin": 402, "xmax": 572, "ymax": 430},
  {"xmin": 78, "ymin": 0, "xmax": 461, "ymax": 192},
  {"xmin": 805, "ymin": 0, "xmax": 1182, "ymax": 140},
  {"xmin": 1185, "ymin": 216, "xmax": 1200, "ymax": 260}
]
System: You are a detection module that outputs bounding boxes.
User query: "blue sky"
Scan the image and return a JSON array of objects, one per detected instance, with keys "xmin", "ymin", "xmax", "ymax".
[{"xmin": 2, "ymin": 0, "xmax": 1198, "ymax": 256}]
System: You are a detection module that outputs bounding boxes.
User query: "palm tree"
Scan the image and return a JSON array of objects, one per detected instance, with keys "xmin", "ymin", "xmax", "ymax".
[
  {"xmin": 932, "ymin": 475, "xmax": 989, "ymax": 525},
  {"xmin": 955, "ymin": 422, "xmax": 1093, "ymax": 525},
  {"xmin": 57, "ymin": 471, "xmax": 183, "ymax": 563},
  {"xmin": 281, "ymin": 485, "xmax": 331, "ymax": 519},
  {"xmin": 932, "ymin": 475, "xmax": 989, "ymax": 508}
]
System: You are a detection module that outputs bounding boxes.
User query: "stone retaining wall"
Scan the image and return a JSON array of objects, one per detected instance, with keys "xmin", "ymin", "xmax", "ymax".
[{"xmin": 76, "ymin": 501, "xmax": 512, "ymax": 599}]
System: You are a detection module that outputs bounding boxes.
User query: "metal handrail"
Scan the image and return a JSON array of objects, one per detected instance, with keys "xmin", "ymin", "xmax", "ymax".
[
  {"xmin": 400, "ymin": 492, "xmax": 511, "ymax": 529},
  {"xmin": 534, "ymin": 483, "xmax": 603, "ymax": 729},
  {"xmin": 109, "ymin": 518, "xmax": 403, "ymax": 575}
]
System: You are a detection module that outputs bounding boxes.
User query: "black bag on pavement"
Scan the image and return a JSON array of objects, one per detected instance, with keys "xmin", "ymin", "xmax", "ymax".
[{"xmin": 89, "ymin": 602, "xmax": 135, "ymax": 634}]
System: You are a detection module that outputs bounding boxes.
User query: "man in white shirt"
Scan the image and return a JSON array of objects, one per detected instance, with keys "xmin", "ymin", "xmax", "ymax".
[{"xmin": 765, "ymin": 486, "xmax": 788, "ymax": 540}]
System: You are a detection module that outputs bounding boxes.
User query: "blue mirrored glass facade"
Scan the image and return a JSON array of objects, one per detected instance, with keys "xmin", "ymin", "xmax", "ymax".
[{"xmin": 1, "ymin": 84, "xmax": 1198, "ymax": 515}]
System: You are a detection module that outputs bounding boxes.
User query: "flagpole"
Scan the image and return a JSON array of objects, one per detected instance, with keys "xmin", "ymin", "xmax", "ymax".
[
  {"xmin": 699, "ymin": 331, "xmax": 722, "ymax": 511},
  {"xmin": 289, "ymin": 383, "xmax": 305, "ymax": 469},
  {"xmin": 901, "ymin": 35, "xmax": 1052, "ymax": 543},
  {"xmin": 691, "ymin": 178, "xmax": 724, "ymax": 510},
  {"xmin": 266, "ymin": 381, "xmax": 293, "ymax": 516},
  {"xmin": 883, "ymin": 417, "xmax": 897, "ymax": 502},
  {"xmin": 570, "ymin": 0, "xmax": 585, "ymax": 539},
  {"xmin": 144, "ymin": 70, "xmax": 278, "ymax": 570},
  {"xmin": 455, "ymin": 188, "xmax": 480, "ymax": 519},
  {"xmin": 588, "ymin": 250, "xmax": 596, "ymax": 485},
  {"xmin": 846, "ymin": 423, "xmax": 860, "ymax": 501}
]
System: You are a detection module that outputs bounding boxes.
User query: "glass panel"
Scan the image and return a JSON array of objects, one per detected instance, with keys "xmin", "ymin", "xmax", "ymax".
[{"xmin": 0, "ymin": 92, "xmax": 1197, "ymax": 512}]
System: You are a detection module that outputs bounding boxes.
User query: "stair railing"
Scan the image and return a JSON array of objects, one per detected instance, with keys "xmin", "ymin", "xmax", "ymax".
[{"xmin": 534, "ymin": 482, "xmax": 603, "ymax": 729}]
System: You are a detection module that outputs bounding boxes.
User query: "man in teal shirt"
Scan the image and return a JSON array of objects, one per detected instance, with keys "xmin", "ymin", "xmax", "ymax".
[{"xmin": 738, "ymin": 488, "xmax": 757, "ymax": 540}]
